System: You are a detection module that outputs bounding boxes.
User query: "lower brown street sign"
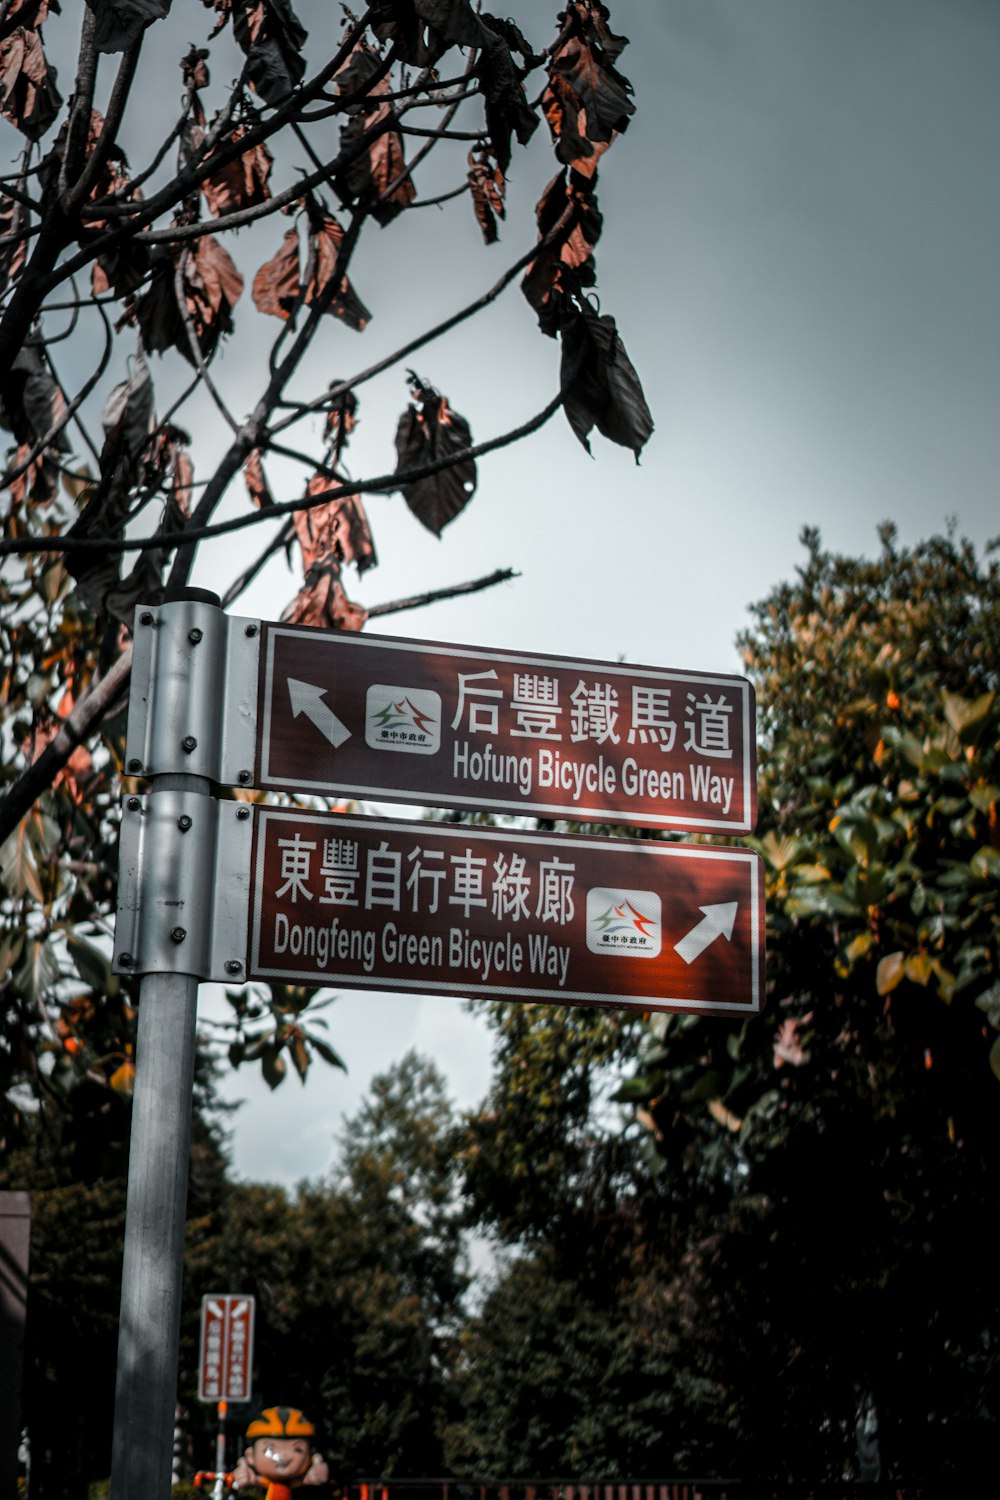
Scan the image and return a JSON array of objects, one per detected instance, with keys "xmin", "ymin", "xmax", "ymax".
[{"xmin": 249, "ymin": 809, "xmax": 764, "ymax": 1015}]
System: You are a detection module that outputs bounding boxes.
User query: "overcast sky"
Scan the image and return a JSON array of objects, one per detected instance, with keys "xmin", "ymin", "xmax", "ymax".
[{"xmin": 21, "ymin": 1, "xmax": 1000, "ymax": 1185}]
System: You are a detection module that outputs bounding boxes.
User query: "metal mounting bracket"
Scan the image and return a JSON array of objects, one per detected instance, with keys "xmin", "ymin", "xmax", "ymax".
[
  {"xmin": 113, "ymin": 792, "xmax": 253, "ymax": 981},
  {"xmin": 126, "ymin": 599, "xmax": 261, "ymax": 786}
]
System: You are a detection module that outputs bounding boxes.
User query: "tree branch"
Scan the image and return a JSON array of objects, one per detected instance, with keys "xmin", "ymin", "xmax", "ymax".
[
  {"xmin": 368, "ymin": 567, "xmax": 520, "ymax": 618},
  {"xmin": 0, "ymin": 648, "xmax": 132, "ymax": 846},
  {"xmin": 62, "ymin": 37, "xmax": 144, "ymax": 213}
]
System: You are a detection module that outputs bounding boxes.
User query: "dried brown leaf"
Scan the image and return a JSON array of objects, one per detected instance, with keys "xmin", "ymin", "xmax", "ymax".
[
  {"xmin": 295, "ymin": 475, "xmax": 377, "ymax": 575},
  {"xmin": 1, "ymin": 3, "xmax": 59, "ymax": 36},
  {"xmin": 542, "ymin": 70, "xmax": 614, "ymax": 176},
  {"xmin": 370, "ymin": 0, "xmax": 487, "ymax": 66},
  {"xmin": 7, "ymin": 442, "xmax": 58, "ymax": 508},
  {"xmin": 251, "ymin": 225, "xmax": 300, "ymax": 318},
  {"xmin": 559, "ymin": 299, "xmax": 653, "ymax": 461},
  {"xmin": 475, "ymin": 21, "xmax": 538, "ymax": 173},
  {"xmin": 306, "ymin": 212, "xmax": 370, "ymax": 330},
  {"xmin": 65, "ymin": 351, "xmax": 156, "ymax": 615},
  {"xmin": 283, "ymin": 562, "xmax": 368, "ymax": 632},
  {"xmin": 172, "ymin": 448, "xmax": 193, "ymax": 518},
  {"xmin": 244, "ymin": 447, "xmax": 275, "ymax": 509},
  {"xmin": 467, "ymin": 148, "xmax": 505, "ymax": 245},
  {"xmin": 137, "ymin": 235, "xmax": 243, "ymax": 362},
  {"xmin": 86, "ymin": 0, "xmax": 171, "ymax": 54},
  {"xmin": 186, "ymin": 233, "xmax": 244, "ymax": 329},
  {"xmin": 549, "ymin": 2, "xmax": 634, "ymax": 146},
  {"xmin": 252, "ymin": 216, "xmax": 370, "ymax": 328},
  {"xmin": 521, "ymin": 168, "xmax": 601, "ymax": 333},
  {"xmin": 336, "ymin": 107, "xmax": 416, "ymax": 226},
  {"xmin": 181, "ymin": 45, "xmax": 210, "ymax": 91},
  {"xmin": 0, "ymin": 26, "xmax": 62, "ymax": 141},
  {"xmin": 100, "ymin": 349, "xmax": 155, "ymax": 464},
  {"xmin": 0, "ymin": 192, "xmax": 27, "ymax": 296},
  {"xmin": 201, "ymin": 124, "xmax": 273, "ymax": 218},
  {"xmin": 0, "ymin": 345, "xmax": 69, "ymax": 452},
  {"xmin": 394, "ymin": 373, "xmax": 476, "ymax": 536},
  {"xmin": 231, "ymin": 0, "xmax": 307, "ymax": 106},
  {"xmin": 334, "ymin": 43, "xmax": 415, "ymax": 224}
]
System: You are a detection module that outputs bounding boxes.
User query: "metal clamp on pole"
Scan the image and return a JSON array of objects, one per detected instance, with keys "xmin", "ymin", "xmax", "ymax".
[
  {"xmin": 126, "ymin": 594, "xmax": 261, "ymax": 788},
  {"xmin": 113, "ymin": 790, "xmax": 253, "ymax": 983}
]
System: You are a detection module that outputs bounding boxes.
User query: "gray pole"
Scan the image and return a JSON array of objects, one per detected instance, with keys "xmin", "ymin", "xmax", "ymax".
[
  {"xmin": 108, "ymin": 587, "xmax": 258, "ymax": 1493},
  {"xmin": 110, "ymin": 584, "xmax": 229, "ymax": 1498},
  {"xmin": 110, "ymin": 968, "xmax": 198, "ymax": 1498}
]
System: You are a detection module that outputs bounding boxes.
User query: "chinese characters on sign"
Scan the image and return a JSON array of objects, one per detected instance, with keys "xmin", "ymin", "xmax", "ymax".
[
  {"xmin": 257, "ymin": 627, "xmax": 756, "ymax": 834},
  {"xmin": 250, "ymin": 810, "xmax": 764, "ymax": 1016},
  {"xmin": 197, "ymin": 1294, "xmax": 255, "ymax": 1403}
]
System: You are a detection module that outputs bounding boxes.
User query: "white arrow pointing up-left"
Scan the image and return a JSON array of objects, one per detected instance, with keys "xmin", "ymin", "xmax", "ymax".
[
  {"xmin": 288, "ymin": 679, "xmax": 352, "ymax": 748},
  {"xmin": 675, "ymin": 902, "xmax": 738, "ymax": 965}
]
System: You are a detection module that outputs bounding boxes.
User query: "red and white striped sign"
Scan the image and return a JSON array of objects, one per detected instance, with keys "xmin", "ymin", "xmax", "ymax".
[{"xmin": 197, "ymin": 1294, "xmax": 255, "ymax": 1403}]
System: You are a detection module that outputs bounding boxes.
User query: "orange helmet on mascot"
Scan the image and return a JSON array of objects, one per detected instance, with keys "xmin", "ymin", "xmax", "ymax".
[{"xmin": 246, "ymin": 1406, "xmax": 317, "ymax": 1444}]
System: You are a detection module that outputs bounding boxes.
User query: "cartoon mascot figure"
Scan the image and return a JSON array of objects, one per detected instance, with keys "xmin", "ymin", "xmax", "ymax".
[{"xmin": 233, "ymin": 1406, "xmax": 329, "ymax": 1498}]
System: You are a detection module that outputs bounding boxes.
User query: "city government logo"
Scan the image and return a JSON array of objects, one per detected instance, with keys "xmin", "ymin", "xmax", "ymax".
[
  {"xmin": 365, "ymin": 685, "xmax": 441, "ymax": 754},
  {"xmin": 586, "ymin": 887, "xmax": 662, "ymax": 958}
]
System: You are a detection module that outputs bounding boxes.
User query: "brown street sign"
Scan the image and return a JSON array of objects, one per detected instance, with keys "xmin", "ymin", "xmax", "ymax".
[
  {"xmin": 197, "ymin": 1293, "xmax": 255, "ymax": 1403},
  {"xmin": 248, "ymin": 809, "xmax": 765, "ymax": 1016},
  {"xmin": 256, "ymin": 625, "xmax": 757, "ymax": 834}
]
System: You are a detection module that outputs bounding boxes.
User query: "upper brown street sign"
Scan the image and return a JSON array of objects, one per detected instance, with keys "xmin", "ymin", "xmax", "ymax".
[{"xmin": 256, "ymin": 625, "xmax": 757, "ymax": 835}]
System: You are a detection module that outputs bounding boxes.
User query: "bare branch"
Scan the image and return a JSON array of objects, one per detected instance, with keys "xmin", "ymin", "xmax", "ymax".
[
  {"xmin": 0, "ymin": 180, "xmax": 43, "ymax": 214},
  {"xmin": 369, "ymin": 567, "xmax": 520, "ymax": 618},
  {"xmin": 62, "ymin": 38, "xmax": 144, "ymax": 213},
  {"xmin": 399, "ymin": 125, "xmax": 487, "ymax": 141},
  {"xmin": 410, "ymin": 183, "xmax": 470, "ymax": 211},
  {"xmin": 221, "ymin": 520, "xmax": 295, "ymax": 610},
  {"xmin": 57, "ymin": 6, "xmax": 100, "ymax": 206}
]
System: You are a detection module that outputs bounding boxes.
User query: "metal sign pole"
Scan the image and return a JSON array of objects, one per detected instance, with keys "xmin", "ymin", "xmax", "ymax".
[
  {"xmin": 110, "ymin": 963, "xmax": 198, "ymax": 1496},
  {"xmin": 212, "ymin": 1400, "xmax": 229, "ymax": 1499}
]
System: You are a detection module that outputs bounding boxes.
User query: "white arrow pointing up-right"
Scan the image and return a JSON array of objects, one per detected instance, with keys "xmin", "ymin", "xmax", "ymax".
[
  {"xmin": 675, "ymin": 902, "xmax": 738, "ymax": 965},
  {"xmin": 288, "ymin": 679, "xmax": 352, "ymax": 749}
]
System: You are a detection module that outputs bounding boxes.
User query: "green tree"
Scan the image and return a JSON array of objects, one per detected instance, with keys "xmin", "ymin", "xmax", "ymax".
[
  {"xmin": 451, "ymin": 1001, "xmax": 727, "ymax": 1476},
  {"xmin": 444, "ymin": 1242, "xmax": 727, "ymax": 1479},
  {"xmin": 617, "ymin": 526, "xmax": 1000, "ymax": 1484}
]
